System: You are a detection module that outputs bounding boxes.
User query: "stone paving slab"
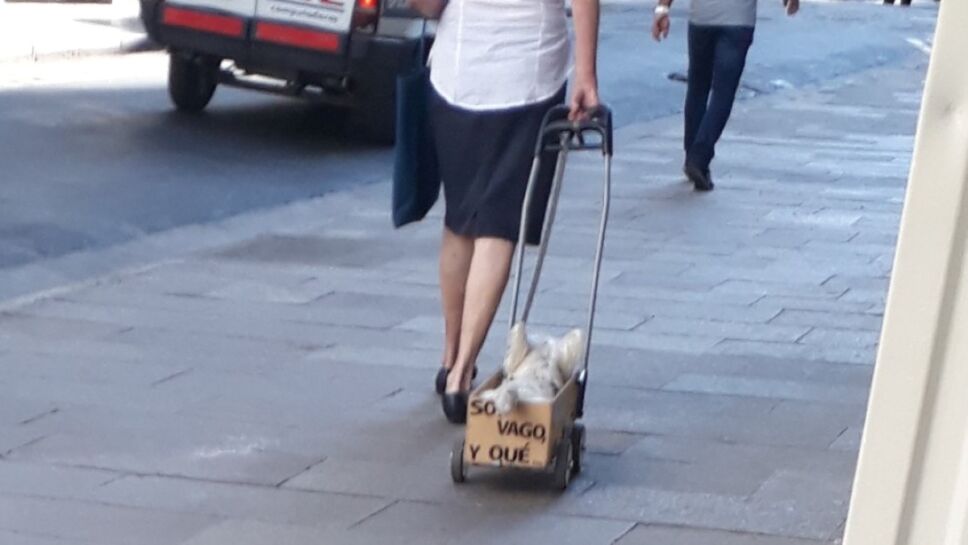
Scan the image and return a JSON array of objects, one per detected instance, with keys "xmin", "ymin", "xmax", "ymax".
[
  {"xmin": 615, "ymin": 525, "xmax": 828, "ymax": 545},
  {"xmin": 0, "ymin": 45, "xmax": 932, "ymax": 544}
]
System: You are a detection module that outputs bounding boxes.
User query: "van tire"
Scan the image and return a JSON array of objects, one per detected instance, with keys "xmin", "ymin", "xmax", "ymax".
[{"xmin": 168, "ymin": 53, "xmax": 219, "ymax": 113}]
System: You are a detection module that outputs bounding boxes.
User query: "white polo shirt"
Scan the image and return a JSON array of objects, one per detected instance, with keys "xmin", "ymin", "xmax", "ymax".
[{"xmin": 429, "ymin": 0, "xmax": 571, "ymax": 111}]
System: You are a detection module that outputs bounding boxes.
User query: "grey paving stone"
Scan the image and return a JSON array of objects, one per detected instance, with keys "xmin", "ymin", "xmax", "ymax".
[
  {"xmin": 22, "ymin": 296, "xmax": 412, "ymax": 340},
  {"xmin": 586, "ymin": 429, "xmax": 646, "ymax": 456},
  {"xmin": 179, "ymin": 520, "xmax": 348, "ymax": 545},
  {"xmin": 749, "ymin": 470, "xmax": 852, "ymax": 540},
  {"xmin": 711, "ymin": 280, "xmax": 847, "ymax": 300},
  {"xmin": 555, "ymin": 483, "xmax": 837, "ymax": 540},
  {"xmin": 711, "ymin": 339, "xmax": 876, "ymax": 366},
  {"xmin": 594, "ymin": 329, "xmax": 723, "ymax": 354},
  {"xmin": 104, "ymin": 326, "xmax": 318, "ymax": 372},
  {"xmin": 306, "ymin": 344, "xmax": 443, "ymax": 370},
  {"xmin": 395, "ymin": 307, "xmax": 646, "ymax": 334},
  {"xmin": 636, "ymin": 317, "xmax": 810, "ymax": 343},
  {"xmin": 582, "ymin": 452, "xmax": 770, "ymax": 496},
  {"xmin": 0, "ymin": 334, "xmax": 145, "ymax": 365},
  {"xmin": 679, "ymin": 264, "xmax": 839, "ymax": 286},
  {"xmin": 9, "ymin": 373, "xmax": 214, "ymax": 416},
  {"xmin": 0, "ymin": 529, "xmax": 96, "ymax": 545},
  {"xmin": 0, "ymin": 428, "xmax": 47, "ymax": 457},
  {"xmin": 210, "ymin": 233, "xmax": 427, "ymax": 270},
  {"xmin": 3, "ymin": 351, "xmax": 186, "ymax": 388},
  {"xmin": 772, "ymin": 309, "xmax": 884, "ymax": 331},
  {"xmin": 625, "ymin": 436, "xmax": 858, "ymax": 480},
  {"xmin": 662, "ymin": 374, "xmax": 869, "ymax": 403},
  {"xmin": 752, "ymin": 296, "xmax": 874, "ymax": 314},
  {"xmin": 0, "ymin": 396, "xmax": 59, "ymax": 426},
  {"xmin": 829, "ymin": 426, "xmax": 864, "ymax": 451},
  {"xmin": 6, "ymin": 410, "xmax": 327, "ymax": 487},
  {"xmin": 590, "ymin": 347, "xmax": 871, "ymax": 390},
  {"xmin": 0, "ymin": 312, "xmax": 125, "ymax": 341},
  {"xmin": 839, "ymin": 288, "xmax": 890, "ymax": 305},
  {"xmin": 799, "ymin": 328, "xmax": 881, "ymax": 349},
  {"xmin": 606, "ymin": 272, "xmax": 726, "ymax": 292},
  {"xmin": 823, "ymin": 274, "xmax": 891, "ymax": 294},
  {"xmin": 0, "ymin": 461, "xmax": 117, "ymax": 499},
  {"xmin": 0, "ymin": 495, "xmax": 217, "ymax": 545},
  {"xmin": 283, "ymin": 447, "xmax": 596, "ymax": 508},
  {"xmin": 350, "ymin": 499, "xmax": 633, "ymax": 545},
  {"xmin": 615, "ymin": 524, "xmax": 830, "ymax": 545},
  {"xmin": 93, "ymin": 475, "xmax": 390, "ymax": 529}
]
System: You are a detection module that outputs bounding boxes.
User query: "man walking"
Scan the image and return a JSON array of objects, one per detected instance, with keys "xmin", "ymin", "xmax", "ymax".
[{"xmin": 653, "ymin": 0, "xmax": 799, "ymax": 191}]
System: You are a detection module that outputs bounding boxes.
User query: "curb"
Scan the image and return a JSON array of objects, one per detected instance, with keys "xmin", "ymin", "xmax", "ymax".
[{"xmin": 0, "ymin": 36, "xmax": 162, "ymax": 63}]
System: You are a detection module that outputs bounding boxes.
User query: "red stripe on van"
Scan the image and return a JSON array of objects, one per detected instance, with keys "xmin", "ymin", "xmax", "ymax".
[
  {"xmin": 254, "ymin": 22, "xmax": 341, "ymax": 52},
  {"xmin": 162, "ymin": 6, "xmax": 245, "ymax": 37}
]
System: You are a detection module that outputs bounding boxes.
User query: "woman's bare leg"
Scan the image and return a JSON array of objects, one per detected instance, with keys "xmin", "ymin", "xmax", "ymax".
[
  {"xmin": 439, "ymin": 228, "xmax": 474, "ymax": 370},
  {"xmin": 446, "ymin": 237, "xmax": 515, "ymax": 392}
]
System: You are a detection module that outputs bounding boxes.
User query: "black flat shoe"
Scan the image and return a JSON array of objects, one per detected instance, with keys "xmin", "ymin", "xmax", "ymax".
[
  {"xmin": 435, "ymin": 366, "xmax": 479, "ymax": 396},
  {"xmin": 685, "ymin": 164, "xmax": 714, "ymax": 192},
  {"xmin": 441, "ymin": 392, "xmax": 469, "ymax": 424}
]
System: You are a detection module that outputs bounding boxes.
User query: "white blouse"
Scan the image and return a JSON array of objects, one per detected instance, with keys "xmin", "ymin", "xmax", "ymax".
[{"xmin": 429, "ymin": 0, "xmax": 571, "ymax": 111}]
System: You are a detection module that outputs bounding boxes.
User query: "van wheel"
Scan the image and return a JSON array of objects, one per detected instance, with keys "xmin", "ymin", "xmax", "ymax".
[{"xmin": 168, "ymin": 53, "xmax": 219, "ymax": 112}]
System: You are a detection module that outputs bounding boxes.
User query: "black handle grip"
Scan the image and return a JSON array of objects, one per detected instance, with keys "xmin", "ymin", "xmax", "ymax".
[{"xmin": 535, "ymin": 104, "xmax": 614, "ymax": 157}]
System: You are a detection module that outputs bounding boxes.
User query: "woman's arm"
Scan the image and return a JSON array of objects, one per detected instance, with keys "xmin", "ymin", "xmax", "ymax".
[
  {"xmin": 407, "ymin": 0, "xmax": 447, "ymax": 19},
  {"xmin": 569, "ymin": 0, "xmax": 601, "ymax": 120}
]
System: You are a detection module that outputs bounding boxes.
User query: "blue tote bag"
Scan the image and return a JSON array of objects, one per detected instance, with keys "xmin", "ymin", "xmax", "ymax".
[{"xmin": 392, "ymin": 24, "xmax": 440, "ymax": 228}]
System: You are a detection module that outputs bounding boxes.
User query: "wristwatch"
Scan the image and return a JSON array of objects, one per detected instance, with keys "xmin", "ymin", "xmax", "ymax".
[{"xmin": 654, "ymin": 4, "xmax": 670, "ymax": 16}]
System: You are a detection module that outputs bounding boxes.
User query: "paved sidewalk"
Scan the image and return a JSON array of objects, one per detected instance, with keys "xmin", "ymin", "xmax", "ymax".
[
  {"xmin": 0, "ymin": 0, "xmax": 151, "ymax": 62},
  {"xmin": 0, "ymin": 51, "xmax": 925, "ymax": 544}
]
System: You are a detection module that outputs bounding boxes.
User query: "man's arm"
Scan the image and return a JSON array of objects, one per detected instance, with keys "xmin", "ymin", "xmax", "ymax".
[
  {"xmin": 784, "ymin": 0, "xmax": 800, "ymax": 16},
  {"xmin": 652, "ymin": 0, "xmax": 672, "ymax": 41},
  {"xmin": 407, "ymin": 0, "xmax": 446, "ymax": 19}
]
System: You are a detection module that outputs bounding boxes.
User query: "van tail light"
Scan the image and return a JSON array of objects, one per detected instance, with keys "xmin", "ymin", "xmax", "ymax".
[{"xmin": 353, "ymin": 0, "xmax": 379, "ymax": 29}]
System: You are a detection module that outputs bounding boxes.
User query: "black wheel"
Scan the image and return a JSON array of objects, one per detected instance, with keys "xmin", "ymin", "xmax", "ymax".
[
  {"xmin": 570, "ymin": 423, "xmax": 586, "ymax": 476},
  {"xmin": 551, "ymin": 432, "xmax": 573, "ymax": 490},
  {"xmin": 450, "ymin": 439, "xmax": 466, "ymax": 484},
  {"xmin": 168, "ymin": 52, "xmax": 218, "ymax": 112}
]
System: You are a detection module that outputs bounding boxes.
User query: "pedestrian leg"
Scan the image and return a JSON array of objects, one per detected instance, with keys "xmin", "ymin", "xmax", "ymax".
[
  {"xmin": 445, "ymin": 237, "xmax": 514, "ymax": 393},
  {"xmin": 684, "ymin": 24, "xmax": 717, "ymax": 160},
  {"xmin": 688, "ymin": 26, "xmax": 754, "ymax": 172},
  {"xmin": 439, "ymin": 227, "xmax": 473, "ymax": 372}
]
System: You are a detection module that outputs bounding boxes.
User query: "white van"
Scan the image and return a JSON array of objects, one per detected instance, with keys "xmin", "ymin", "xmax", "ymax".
[{"xmin": 140, "ymin": 0, "xmax": 426, "ymax": 142}]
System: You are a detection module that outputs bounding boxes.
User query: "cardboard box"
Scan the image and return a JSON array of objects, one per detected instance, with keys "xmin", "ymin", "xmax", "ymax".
[{"xmin": 463, "ymin": 372, "xmax": 579, "ymax": 470}]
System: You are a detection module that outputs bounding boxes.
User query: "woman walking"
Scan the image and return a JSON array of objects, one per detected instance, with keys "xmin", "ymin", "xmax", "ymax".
[{"xmin": 408, "ymin": 0, "xmax": 602, "ymax": 423}]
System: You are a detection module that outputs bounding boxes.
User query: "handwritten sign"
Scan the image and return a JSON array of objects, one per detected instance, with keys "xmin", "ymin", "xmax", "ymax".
[{"xmin": 465, "ymin": 398, "xmax": 554, "ymax": 468}]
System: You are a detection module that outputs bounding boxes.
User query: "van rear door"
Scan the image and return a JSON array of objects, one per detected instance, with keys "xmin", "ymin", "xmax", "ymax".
[
  {"xmin": 157, "ymin": 0, "xmax": 256, "ymax": 58},
  {"xmin": 251, "ymin": 0, "xmax": 355, "ymax": 54}
]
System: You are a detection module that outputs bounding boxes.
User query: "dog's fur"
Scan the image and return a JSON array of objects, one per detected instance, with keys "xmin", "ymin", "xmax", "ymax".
[{"xmin": 480, "ymin": 323, "xmax": 585, "ymax": 414}]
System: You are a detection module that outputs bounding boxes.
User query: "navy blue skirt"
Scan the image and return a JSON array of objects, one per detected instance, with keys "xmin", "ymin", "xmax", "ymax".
[{"xmin": 430, "ymin": 86, "xmax": 566, "ymax": 245}]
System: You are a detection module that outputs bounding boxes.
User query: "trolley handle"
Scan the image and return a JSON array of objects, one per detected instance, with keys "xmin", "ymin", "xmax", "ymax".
[{"xmin": 535, "ymin": 105, "xmax": 614, "ymax": 157}]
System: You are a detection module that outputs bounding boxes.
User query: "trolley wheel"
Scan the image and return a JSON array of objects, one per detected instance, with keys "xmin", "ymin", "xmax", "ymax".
[
  {"xmin": 570, "ymin": 423, "xmax": 586, "ymax": 475},
  {"xmin": 168, "ymin": 52, "xmax": 218, "ymax": 113},
  {"xmin": 552, "ymin": 432, "xmax": 573, "ymax": 490},
  {"xmin": 450, "ymin": 439, "xmax": 467, "ymax": 484}
]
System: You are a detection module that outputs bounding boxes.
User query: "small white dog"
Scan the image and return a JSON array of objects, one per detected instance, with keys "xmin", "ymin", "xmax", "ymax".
[{"xmin": 480, "ymin": 323, "xmax": 585, "ymax": 414}]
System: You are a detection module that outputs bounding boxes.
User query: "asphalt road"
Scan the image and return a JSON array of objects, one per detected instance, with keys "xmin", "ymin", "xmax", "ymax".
[{"xmin": 0, "ymin": 0, "xmax": 936, "ymax": 281}]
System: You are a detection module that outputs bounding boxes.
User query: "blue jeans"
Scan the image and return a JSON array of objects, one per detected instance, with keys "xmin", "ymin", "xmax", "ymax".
[{"xmin": 684, "ymin": 24, "xmax": 755, "ymax": 172}]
